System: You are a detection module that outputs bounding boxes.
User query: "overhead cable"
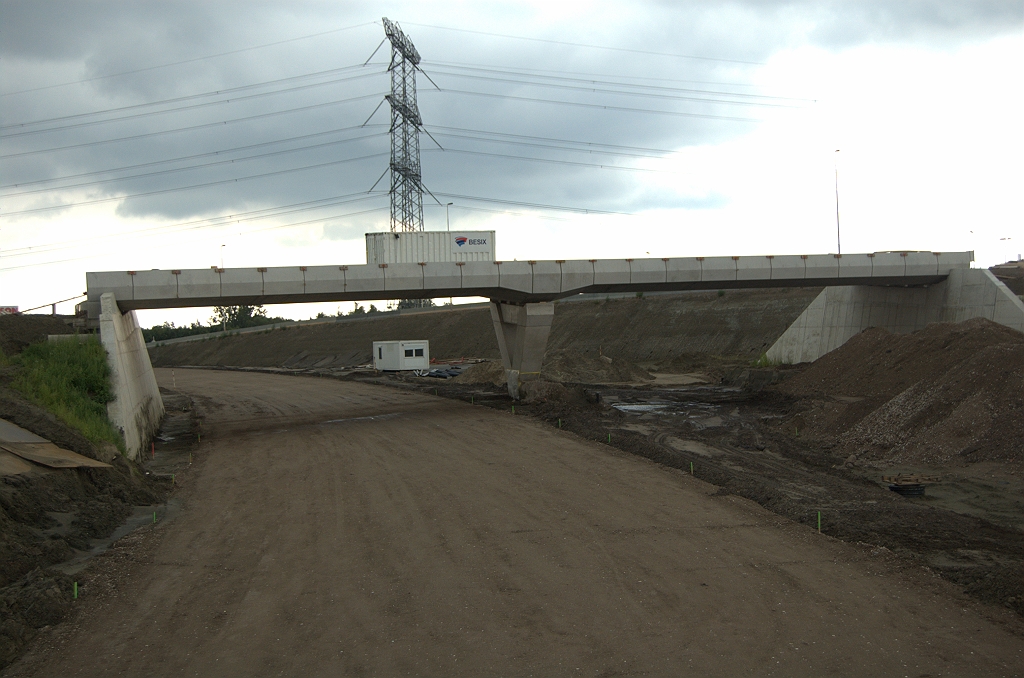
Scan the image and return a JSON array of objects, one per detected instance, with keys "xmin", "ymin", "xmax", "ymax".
[
  {"xmin": 423, "ymin": 89, "xmax": 761, "ymax": 123},
  {"xmin": 1, "ymin": 152, "xmax": 388, "ymax": 217},
  {"xmin": 0, "ymin": 92, "xmax": 387, "ymax": 159},
  {"xmin": 0, "ymin": 204, "xmax": 390, "ymax": 272},
  {"xmin": 3, "ymin": 192, "xmax": 388, "ymax": 258},
  {"xmin": 423, "ymin": 148, "xmax": 664, "ymax": 174},
  {"xmin": 2, "ymin": 132, "xmax": 386, "ymax": 198},
  {"xmin": 424, "ymin": 64, "xmax": 809, "ymax": 105},
  {"xmin": 1, "ymin": 70, "xmax": 385, "ymax": 137},
  {"xmin": 1, "ymin": 21, "xmax": 378, "ymax": 97},
  {"xmin": 401, "ymin": 22, "xmax": 765, "ymax": 65},
  {"xmin": 2, "ymin": 124, "xmax": 387, "ymax": 190}
]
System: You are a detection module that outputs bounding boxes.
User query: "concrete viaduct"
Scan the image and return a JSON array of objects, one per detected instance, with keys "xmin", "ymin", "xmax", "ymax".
[{"xmin": 80, "ymin": 250, "xmax": 1024, "ymax": 459}]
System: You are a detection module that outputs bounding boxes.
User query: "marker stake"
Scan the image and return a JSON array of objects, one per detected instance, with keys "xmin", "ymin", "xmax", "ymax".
[
  {"xmin": 557, "ymin": 418, "xmax": 561, "ymax": 429},
  {"xmin": 817, "ymin": 511, "xmax": 821, "ymax": 533},
  {"xmin": 153, "ymin": 511, "xmax": 157, "ymax": 524},
  {"xmin": 73, "ymin": 581, "xmax": 78, "ymax": 600},
  {"xmin": 607, "ymin": 433, "xmax": 611, "ymax": 444},
  {"xmin": 690, "ymin": 461, "xmax": 694, "ymax": 475}
]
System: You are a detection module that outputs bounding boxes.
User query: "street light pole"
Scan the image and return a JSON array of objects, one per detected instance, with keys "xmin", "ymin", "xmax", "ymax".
[
  {"xmin": 445, "ymin": 202, "xmax": 453, "ymax": 231},
  {"xmin": 834, "ymin": 150, "xmax": 841, "ymax": 255}
]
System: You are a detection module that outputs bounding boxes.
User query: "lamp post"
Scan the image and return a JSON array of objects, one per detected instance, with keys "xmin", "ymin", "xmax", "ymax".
[
  {"xmin": 445, "ymin": 202, "xmax": 453, "ymax": 231},
  {"xmin": 834, "ymin": 150, "xmax": 841, "ymax": 255}
]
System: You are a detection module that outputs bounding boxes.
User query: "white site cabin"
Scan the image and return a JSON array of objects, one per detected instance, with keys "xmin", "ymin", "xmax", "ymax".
[{"xmin": 373, "ymin": 340, "xmax": 430, "ymax": 371}]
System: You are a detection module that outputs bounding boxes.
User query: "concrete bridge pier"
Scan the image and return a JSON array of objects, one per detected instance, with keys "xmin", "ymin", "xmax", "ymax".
[
  {"xmin": 98, "ymin": 293, "xmax": 164, "ymax": 460},
  {"xmin": 489, "ymin": 301, "xmax": 555, "ymax": 400}
]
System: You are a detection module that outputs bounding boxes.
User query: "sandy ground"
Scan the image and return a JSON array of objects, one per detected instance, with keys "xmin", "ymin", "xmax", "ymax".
[{"xmin": 6, "ymin": 369, "xmax": 1023, "ymax": 677}]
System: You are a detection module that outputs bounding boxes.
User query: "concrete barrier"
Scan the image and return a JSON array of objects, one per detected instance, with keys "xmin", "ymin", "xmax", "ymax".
[
  {"xmin": 99, "ymin": 293, "xmax": 164, "ymax": 460},
  {"xmin": 767, "ymin": 268, "xmax": 1024, "ymax": 363}
]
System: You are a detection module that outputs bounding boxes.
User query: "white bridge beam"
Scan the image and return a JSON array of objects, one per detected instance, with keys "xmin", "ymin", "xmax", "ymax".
[{"xmin": 81, "ymin": 252, "xmax": 974, "ymax": 314}]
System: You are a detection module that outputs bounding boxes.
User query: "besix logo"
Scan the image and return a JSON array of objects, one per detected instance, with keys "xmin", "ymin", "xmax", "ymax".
[{"xmin": 454, "ymin": 237, "xmax": 488, "ymax": 247}]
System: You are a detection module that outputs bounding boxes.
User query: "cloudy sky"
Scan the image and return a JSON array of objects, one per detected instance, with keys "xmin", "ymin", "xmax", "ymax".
[{"xmin": 1, "ymin": 1, "xmax": 1021, "ymax": 326}]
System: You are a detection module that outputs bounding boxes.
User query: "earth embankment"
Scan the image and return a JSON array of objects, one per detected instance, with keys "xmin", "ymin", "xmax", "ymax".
[{"xmin": 147, "ymin": 288, "xmax": 820, "ymax": 368}]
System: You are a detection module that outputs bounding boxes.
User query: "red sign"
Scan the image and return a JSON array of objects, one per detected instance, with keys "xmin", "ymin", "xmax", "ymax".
[{"xmin": 0, "ymin": 307, "xmax": 18, "ymax": 315}]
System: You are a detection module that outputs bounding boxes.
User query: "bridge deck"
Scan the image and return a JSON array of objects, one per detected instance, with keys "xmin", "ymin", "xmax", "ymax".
[{"xmin": 84, "ymin": 251, "xmax": 972, "ymax": 312}]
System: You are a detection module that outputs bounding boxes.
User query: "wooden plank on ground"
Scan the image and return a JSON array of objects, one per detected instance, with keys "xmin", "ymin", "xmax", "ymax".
[{"xmin": 0, "ymin": 442, "xmax": 111, "ymax": 469}]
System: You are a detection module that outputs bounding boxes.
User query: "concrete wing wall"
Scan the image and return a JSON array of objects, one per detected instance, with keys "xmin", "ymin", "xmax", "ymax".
[
  {"xmin": 99, "ymin": 293, "xmax": 164, "ymax": 460},
  {"xmin": 767, "ymin": 267, "xmax": 1024, "ymax": 364}
]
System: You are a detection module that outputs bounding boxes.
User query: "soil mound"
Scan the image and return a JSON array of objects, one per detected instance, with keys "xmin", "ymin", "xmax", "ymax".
[
  {"xmin": 0, "ymin": 315, "xmax": 75, "ymax": 357},
  {"xmin": 453, "ymin": 361, "xmax": 506, "ymax": 386},
  {"xmin": 542, "ymin": 349, "xmax": 652, "ymax": 384},
  {"xmin": 776, "ymin": 318, "xmax": 1024, "ymax": 466}
]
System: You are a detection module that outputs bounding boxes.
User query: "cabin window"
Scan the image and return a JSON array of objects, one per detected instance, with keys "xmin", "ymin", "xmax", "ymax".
[
  {"xmin": 378, "ymin": 347, "xmax": 383, "ymax": 359},
  {"xmin": 414, "ymin": 348, "xmax": 424, "ymax": 357},
  {"xmin": 404, "ymin": 349, "xmax": 413, "ymax": 357}
]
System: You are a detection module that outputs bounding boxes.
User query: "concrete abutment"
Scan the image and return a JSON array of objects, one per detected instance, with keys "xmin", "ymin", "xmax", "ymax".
[
  {"xmin": 99, "ymin": 293, "xmax": 164, "ymax": 460},
  {"xmin": 767, "ymin": 269, "xmax": 1024, "ymax": 364}
]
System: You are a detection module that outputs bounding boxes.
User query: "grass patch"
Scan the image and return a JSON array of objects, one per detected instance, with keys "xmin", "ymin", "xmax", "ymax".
[
  {"xmin": 9, "ymin": 337, "xmax": 125, "ymax": 453},
  {"xmin": 752, "ymin": 352, "xmax": 784, "ymax": 368}
]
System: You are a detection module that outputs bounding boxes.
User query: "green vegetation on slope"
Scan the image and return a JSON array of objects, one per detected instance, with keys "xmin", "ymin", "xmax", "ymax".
[{"xmin": 8, "ymin": 337, "xmax": 125, "ymax": 453}]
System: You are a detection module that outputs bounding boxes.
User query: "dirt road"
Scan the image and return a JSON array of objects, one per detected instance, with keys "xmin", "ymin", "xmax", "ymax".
[{"xmin": 8, "ymin": 369, "xmax": 1022, "ymax": 676}]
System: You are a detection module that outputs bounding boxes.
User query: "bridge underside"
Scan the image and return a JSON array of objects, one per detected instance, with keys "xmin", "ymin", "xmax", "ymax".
[{"xmin": 82, "ymin": 251, "xmax": 1024, "ymax": 451}]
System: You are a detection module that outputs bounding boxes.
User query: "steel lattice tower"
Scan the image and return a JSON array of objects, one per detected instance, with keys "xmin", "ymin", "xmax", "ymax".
[{"xmin": 383, "ymin": 18, "xmax": 424, "ymax": 233}]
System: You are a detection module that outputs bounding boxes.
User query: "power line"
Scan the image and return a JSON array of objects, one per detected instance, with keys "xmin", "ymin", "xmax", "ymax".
[
  {"xmin": 429, "ymin": 124, "xmax": 676, "ymax": 156},
  {"xmin": 424, "ymin": 59, "xmax": 763, "ymax": 89},
  {"xmin": 431, "ymin": 131, "xmax": 668, "ymax": 160},
  {"xmin": 0, "ymin": 92, "xmax": 387, "ymax": 159},
  {"xmin": 0, "ymin": 204, "xmax": 391, "ymax": 271},
  {"xmin": 424, "ymin": 147, "xmax": 664, "ymax": 174},
  {"xmin": 433, "ymin": 192, "xmax": 629, "ymax": 215},
  {"xmin": 3, "ymin": 192, "xmax": 388, "ymax": 258},
  {"xmin": 2, "ymin": 124, "xmax": 387, "ymax": 190},
  {"xmin": 424, "ymin": 88, "xmax": 761, "ymax": 122},
  {"xmin": 424, "ymin": 69, "xmax": 797, "ymax": 109},
  {"xmin": 1, "ymin": 152, "xmax": 388, "ymax": 217},
  {"xmin": 424, "ymin": 63, "xmax": 809, "ymax": 105},
  {"xmin": 447, "ymin": 204, "xmax": 573, "ymax": 222},
  {"xmin": 0, "ymin": 21, "xmax": 378, "ymax": 97},
  {"xmin": 401, "ymin": 22, "xmax": 765, "ymax": 66},
  {"xmin": 2, "ymin": 132, "xmax": 386, "ymax": 198},
  {"xmin": 0, "ymin": 69, "xmax": 385, "ymax": 138}
]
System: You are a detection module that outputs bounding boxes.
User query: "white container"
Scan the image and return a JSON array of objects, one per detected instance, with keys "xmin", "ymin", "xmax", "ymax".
[
  {"xmin": 366, "ymin": 231, "xmax": 495, "ymax": 264},
  {"xmin": 373, "ymin": 340, "xmax": 430, "ymax": 371}
]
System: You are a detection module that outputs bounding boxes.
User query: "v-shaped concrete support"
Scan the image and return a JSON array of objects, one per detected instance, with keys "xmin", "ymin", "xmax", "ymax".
[{"xmin": 489, "ymin": 301, "xmax": 555, "ymax": 400}]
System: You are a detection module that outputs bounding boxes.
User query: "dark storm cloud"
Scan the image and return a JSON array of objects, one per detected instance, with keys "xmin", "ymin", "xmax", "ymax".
[{"xmin": 1, "ymin": 0, "xmax": 1019, "ymax": 235}]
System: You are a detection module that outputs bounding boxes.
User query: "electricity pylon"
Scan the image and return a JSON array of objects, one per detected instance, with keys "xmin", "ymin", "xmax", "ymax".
[{"xmin": 383, "ymin": 17, "xmax": 425, "ymax": 233}]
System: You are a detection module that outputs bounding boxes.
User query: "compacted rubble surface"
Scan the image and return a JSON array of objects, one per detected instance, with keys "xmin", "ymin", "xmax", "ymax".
[{"xmin": 375, "ymin": 317, "xmax": 1024, "ymax": 617}]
